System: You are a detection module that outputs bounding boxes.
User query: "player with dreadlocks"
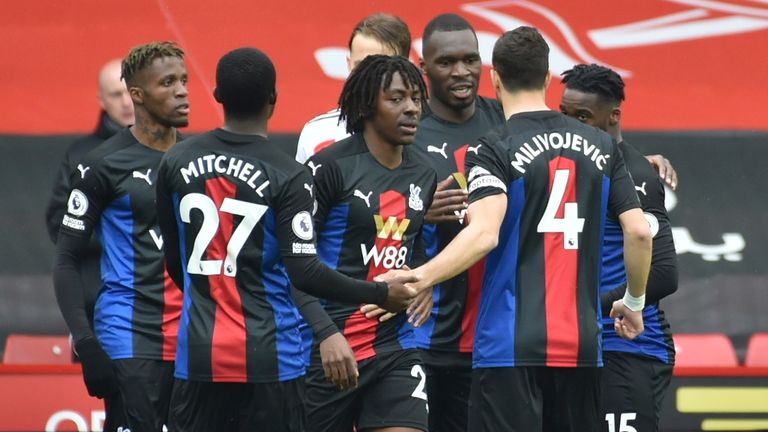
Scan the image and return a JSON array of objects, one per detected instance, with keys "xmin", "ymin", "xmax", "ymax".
[
  {"xmin": 53, "ymin": 41, "xmax": 187, "ymax": 431},
  {"xmin": 560, "ymin": 63, "xmax": 678, "ymax": 432},
  {"xmin": 298, "ymin": 54, "xmax": 437, "ymax": 432}
]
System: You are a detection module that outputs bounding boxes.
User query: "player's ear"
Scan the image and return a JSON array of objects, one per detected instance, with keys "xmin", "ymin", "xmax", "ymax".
[
  {"xmin": 543, "ymin": 71, "xmax": 552, "ymax": 90},
  {"xmin": 128, "ymin": 86, "xmax": 144, "ymax": 105},
  {"xmin": 213, "ymin": 87, "xmax": 221, "ymax": 103},
  {"xmin": 269, "ymin": 89, "xmax": 277, "ymax": 106},
  {"xmin": 610, "ymin": 107, "xmax": 622, "ymax": 126}
]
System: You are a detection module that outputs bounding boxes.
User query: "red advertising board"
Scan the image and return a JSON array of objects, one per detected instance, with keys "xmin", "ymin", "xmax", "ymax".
[
  {"xmin": 0, "ymin": 0, "xmax": 766, "ymax": 134},
  {"xmin": 0, "ymin": 366, "xmax": 102, "ymax": 432}
]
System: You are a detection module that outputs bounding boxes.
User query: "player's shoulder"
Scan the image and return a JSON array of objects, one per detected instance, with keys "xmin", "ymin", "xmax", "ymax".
[
  {"xmin": 475, "ymin": 96, "xmax": 505, "ymax": 120},
  {"xmin": 80, "ymin": 129, "xmax": 136, "ymax": 166},
  {"xmin": 303, "ymin": 108, "xmax": 341, "ymax": 125},
  {"xmin": 309, "ymin": 133, "xmax": 366, "ymax": 166}
]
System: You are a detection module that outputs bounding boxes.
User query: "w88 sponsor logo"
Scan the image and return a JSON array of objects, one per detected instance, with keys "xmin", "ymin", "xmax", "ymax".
[{"xmin": 361, "ymin": 244, "xmax": 409, "ymax": 269}]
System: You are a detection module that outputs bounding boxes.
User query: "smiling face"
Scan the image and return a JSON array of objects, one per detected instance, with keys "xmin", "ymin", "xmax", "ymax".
[
  {"xmin": 422, "ymin": 29, "xmax": 481, "ymax": 117},
  {"xmin": 131, "ymin": 56, "xmax": 189, "ymax": 128},
  {"xmin": 366, "ymin": 71, "xmax": 423, "ymax": 147}
]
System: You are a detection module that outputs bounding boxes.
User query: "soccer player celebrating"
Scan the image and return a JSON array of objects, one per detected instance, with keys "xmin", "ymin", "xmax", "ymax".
[
  {"xmin": 411, "ymin": 13, "xmax": 505, "ymax": 432},
  {"xmin": 155, "ymin": 48, "xmax": 417, "ymax": 432},
  {"xmin": 295, "ymin": 13, "xmax": 411, "ymax": 163},
  {"xmin": 53, "ymin": 42, "xmax": 188, "ymax": 431},
  {"xmin": 560, "ymin": 63, "xmax": 678, "ymax": 432},
  {"xmin": 299, "ymin": 54, "xmax": 436, "ymax": 432},
  {"xmin": 391, "ymin": 27, "xmax": 652, "ymax": 432}
]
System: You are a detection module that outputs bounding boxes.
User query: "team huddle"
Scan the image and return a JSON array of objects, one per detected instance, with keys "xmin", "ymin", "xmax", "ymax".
[{"xmin": 50, "ymin": 11, "xmax": 678, "ymax": 432}]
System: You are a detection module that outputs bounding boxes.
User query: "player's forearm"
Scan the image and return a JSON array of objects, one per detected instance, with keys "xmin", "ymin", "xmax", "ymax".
[
  {"xmin": 53, "ymin": 241, "xmax": 93, "ymax": 342},
  {"xmin": 414, "ymin": 222, "xmax": 497, "ymax": 290},
  {"xmin": 622, "ymin": 227, "xmax": 652, "ymax": 298},
  {"xmin": 285, "ymin": 256, "xmax": 389, "ymax": 306},
  {"xmin": 291, "ymin": 287, "xmax": 339, "ymax": 342}
]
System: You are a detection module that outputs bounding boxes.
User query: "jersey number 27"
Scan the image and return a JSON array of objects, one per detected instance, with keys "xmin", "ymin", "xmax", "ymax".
[{"xmin": 180, "ymin": 193, "xmax": 267, "ymax": 277}]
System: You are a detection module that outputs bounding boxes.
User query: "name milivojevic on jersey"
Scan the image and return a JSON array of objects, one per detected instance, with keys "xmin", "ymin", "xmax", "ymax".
[{"xmin": 465, "ymin": 111, "xmax": 640, "ymax": 369}]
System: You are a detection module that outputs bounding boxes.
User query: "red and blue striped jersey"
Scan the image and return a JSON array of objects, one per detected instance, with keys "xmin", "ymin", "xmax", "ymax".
[
  {"xmin": 601, "ymin": 141, "xmax": 677, "ymax": 364},
  {"xmin": 466, "ymin": 111, "xmax": 640, "ymax": 368},
  {"xmin": 411, "ymin": 97, "xmax": 505, "ymax": 368},
  {"xmin": 58, "ymin": 129, "xmax": 182, "ymax": 361},
  {"xmin": 156, "ymin": 129, "xmax": 318, "ymax": 383},
  {"xmin": 308, "ymin": 134, "xmax": 437, "ymax": 362}
]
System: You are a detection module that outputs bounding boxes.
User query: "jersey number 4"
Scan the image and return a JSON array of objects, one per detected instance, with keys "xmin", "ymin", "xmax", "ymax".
[
  {"xmin": 180, "ymin": 193, "xmax": 267, "ymax": 276},
  {"xmin": 537, "ymin": 169, "xmax": 584, "ymax": 249}
]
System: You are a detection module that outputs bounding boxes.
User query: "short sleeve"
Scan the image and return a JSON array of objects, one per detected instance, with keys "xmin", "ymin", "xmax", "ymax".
[
  {"xmin": 57, "ymin": 159, "xmax": 111, "ymax": 240},
  {"xmin": 607, "ymin": 142, "xmax": 641, "ymax": 216},
  {"xmin": 275, "ymin": 168, "xmax": 318, "ymax": 257},
  {"xmin": 306, "ymin": 155, "xmax": 343, "ymax": 231},
  {"xmin": 466, "ymin": 136, "xmax": 511, "ymax": 204}
]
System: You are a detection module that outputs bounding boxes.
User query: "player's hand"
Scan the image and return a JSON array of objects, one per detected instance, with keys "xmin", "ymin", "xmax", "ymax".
[
  {"xmin": 610, "ymin": 300, "xmax": 645, "ymax": 340},
  {"xmin": 319, "ymin": 333, "xmax": 359, "ymax": 391},
  {"xmin": 645, "ymin": 154, "xmax": 678, "ymax": 191},
  {"xmin": 424, "ymin": 175, "xmax": 468, "ymax": 224},
  {"xmin": 407, "ymin": 286, "xmax": 433, "ymax": 327},
  {"xmin": 360, "ymin": 304, "xmax": 397, "ymax": 322},
  {"xmin": 379, "ymin": 272, "xmax": 419, "ymax": 313},
  {"xmin": 73, "ymin": 336, "xmax": 118, "ymax": 398}
]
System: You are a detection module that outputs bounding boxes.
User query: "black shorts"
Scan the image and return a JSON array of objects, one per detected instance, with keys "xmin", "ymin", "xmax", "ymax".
[
  {"xmin": 168, "ymin": 377, "xmax": 305, "ymax": 432},
  {"xmin": 601, "ymin": 351, "xmax": 673, "ymax": 432},
  {"xmin": 305, "ymin": 349, "xmax": 428, "ymax": 432},
  {"xmin": 112, "ymin": 358, "xmax": 175, "ymax": 432},
  {"xmin": 102, "ymin": 390, "xmax": 129, "ymax": 432},
  {"xmin": 469, "ymin": 366, "xmax": 602, "ymax": 432},
  {"xmin": 420, "ymin": 350, "xmax": 472, "ymax": 432}
]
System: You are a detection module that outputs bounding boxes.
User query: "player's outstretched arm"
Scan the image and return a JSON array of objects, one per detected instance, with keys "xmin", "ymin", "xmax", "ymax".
[
  {"xmin": 409, "ymin": 193, "xmax": 506, "ymax": 292},
  {"xmin": 283, "ymin": 256, "xmax": 416, "ymax": 313},
  {"xmin": 610, "ymin": 207, "xmax": 652, "ymax": 340}
]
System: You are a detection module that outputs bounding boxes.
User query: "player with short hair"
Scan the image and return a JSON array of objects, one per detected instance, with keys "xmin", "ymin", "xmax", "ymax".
[
  {"xmin": 392, "ymin": 27, "xmax": 652, "ymax": 432},
  {"xmin": 298, "ymin": 54, "xmax": 436, "ymax": 432},
  {"xmin": 46, "ymin": 58, "xmax": 135, "ymax": 432},
  {"xmin": 295, "ymin": 13, "xmax": 411, "ymax": 163},
  {"xmin": 411, "ymin": 13, "xmax": 505, "ymax": 432},
  {"xmin": 53, "ymin": 41, "xmax": 188, "ymax": 431},
  {"xmin": 155, "ymin": 47, "xmax": 418, "ymax": 432},
  {"xmin": 561, "ymin": 63, "xmax": 678, "ymax": 432}
]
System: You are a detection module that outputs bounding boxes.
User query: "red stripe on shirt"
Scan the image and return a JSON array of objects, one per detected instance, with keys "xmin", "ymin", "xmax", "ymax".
[
  {"xmin": 161, "ymin": 265, "xmax": 182, "ymax": 360},
  {"xmin": 344, "ymin": 190, "xmax": 407, "ymax": 361},
  {"xmin": 544, "ymin": 157, "xmax": 580, "ymax": 366},
  {"xmin": 459, "ymin": 258, "xmax": 484, "ymax": 352},
  {"xmin": 206, "ymin": 178, "xmax": 247, "ymax": 379}
]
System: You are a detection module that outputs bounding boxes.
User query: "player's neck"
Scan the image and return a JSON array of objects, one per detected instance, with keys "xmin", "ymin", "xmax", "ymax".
[
  {"xmin": 130, "ymin": 119, "xmax": 176, "ymax": 153},
  {"xmin": 362, "ymin": 129, "xmax": 403, "ymax": 169},
  {"xmin": 428, "ymin": 97, "xmax": 476, "ymax": 124},
  {"xmin": 609, "ymin": 126, "xmax": 623, "ymax": 143},
  {"xmin": 498, "ymin": 89, "xmax": 549, "ymax": 119},
  {"xmin": 222, "ymin": 116, "xmax": 268, "ymax": 137}
]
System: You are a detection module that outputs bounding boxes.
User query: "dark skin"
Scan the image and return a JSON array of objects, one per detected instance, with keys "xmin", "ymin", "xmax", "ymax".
[
  {"xmin": 420, "ymin": 29, "xmax": 485, "ymax": 223},
  {"xmin": 560, "ymin": 88, "xmax": 678, "ymax": 189},
  {"xmin": 128, "ymin": 56, "xmax": 189, "ymax": 152},
  {"xmin": 362, "ymin": 71, "xmax": 422, "ymax": 169},
  {"xmin": 305, "ymin": 73, "xmax": 426, "ymax": 396}
]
